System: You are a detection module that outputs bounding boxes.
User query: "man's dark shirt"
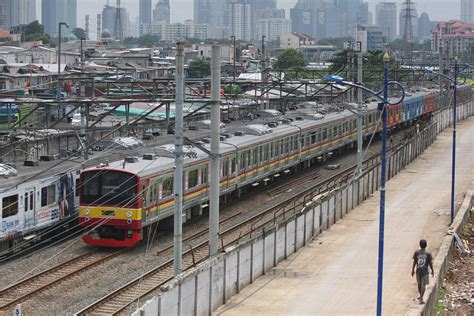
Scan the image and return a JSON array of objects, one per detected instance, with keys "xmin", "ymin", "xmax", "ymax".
[{"xmin": 413, "ymin": 249, "xmax": 433, "ymax": 275}]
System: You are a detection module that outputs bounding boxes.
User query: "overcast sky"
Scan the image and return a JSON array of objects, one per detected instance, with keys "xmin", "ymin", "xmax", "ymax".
[{"xmin": 67, "ymin": 0, "xmax": 460, "ymax": 31}]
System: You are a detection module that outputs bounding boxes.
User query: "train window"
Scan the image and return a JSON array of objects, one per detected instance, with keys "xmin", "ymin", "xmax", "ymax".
[
  {"xmin": 293, "ymin": 137, "xmax": 298, "ymax": 150},
  {"xmin": 231, "ymin": 158, "xmax": 236, "ymax": 174},
  {"xmin": 239, "ymin": 152, "xmax": 245, "ymax": 170},
  {"xmin": 75, "ymin": 179, "xmax": 80, "ymax": 197},
  {"xmin": 222, "ymin": 160, "xmax": 229, "ymax": 177},
  {"xmin": 300, "ymin": 135, "xmax": 305, "ymax": 148},
  {"xmin": 41, "ymin": 185, "xmax": 56, "ymax": 207},
  {"xmin": 259, "ymin": 146, "xmax": 263, "ymax": 162},
  {"xmin": 202, "ymin": 166, "xmax": 209, "ymax": 183},
  {"xmin": 249, "ymin": 149, "xmax": 254, "ymax": 165},
  {"xmin": 322, "ymin": 129, "xmax": 328, "ymax": 140},
  {"xmin": 188, "ymin": 170, "xmax": 199, "ymax": 188},
  {"xmin": 29, "ymin": 192, "xmax": 33, "ymax": 210},
  {"xmin": 24, "ymin": 193, "xmax": 28, "ymax": 212},
  {"xmin": 2, "ymin": 194, "xmax": 18, "ymax": 218},
  {"xmin": 162, "ymin": 178, "xmax": 173, "ymax": 198},
  {"xmin": 270, "ymin": 142, "xmax": 274, "ymax": 159}
]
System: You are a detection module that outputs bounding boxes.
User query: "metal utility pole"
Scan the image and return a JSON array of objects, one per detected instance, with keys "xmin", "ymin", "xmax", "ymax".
[
  {"xmin": 57, "ymin": 22, "xmax": 69, "ymax": 96},
  {"xmin": 376, "ymin": 52, "xmax": 391, "ymax": 316},
  {"xmin": 450, "ymin": 59, "xmax": 458, "ymax": 225},
  {"xmin": 173, "ymin": 42, "xmax": 185, "ymax": 276},
  {"xmin": 261, "ymin": 35, "xmax": 266, "ymax": 110},
  {"xmin": 231, "ymin": 35, "xmax": 236, "ymax": 83},
  {"xmin": 357, "ymin": 50, "xmax": 363, "ymax": 175},
  {"xmin": 209, "ymin": 44, "xmax": 221, "ymax": 257}
]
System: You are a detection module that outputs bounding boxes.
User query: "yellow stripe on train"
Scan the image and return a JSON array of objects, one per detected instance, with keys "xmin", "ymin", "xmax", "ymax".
[{"xmin": 79, "ymin": 206, "xmax": 142, "ymax": 220}]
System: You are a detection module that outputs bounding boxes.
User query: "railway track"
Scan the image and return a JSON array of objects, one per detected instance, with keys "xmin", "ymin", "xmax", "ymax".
[
  {"xmin": 77, "ymin": 155, "xmax": 376, "ymax": 315},
  {"xmin": 78, "ymin": 142, "xmax": 399, "ymax": 315},
  {"xmin": 0, "ymin": 250, "xmax": 121, "ymax": 312},
  {"xmin": 267, "ymin": 169, "xmax": 321, "ymax": 196}
]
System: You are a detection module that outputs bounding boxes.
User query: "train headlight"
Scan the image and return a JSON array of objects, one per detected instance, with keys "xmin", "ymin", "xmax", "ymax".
[
  {"xmin": 127, "ymin": 219, "xmax": 132, "ymax": 225},
  {"xmin": 127, "ymin": 211, "xmax": 133, "ymax": 217},
  {"xmin": 84, "ymin": 209, "xmax": 90, "ymax": 216}
]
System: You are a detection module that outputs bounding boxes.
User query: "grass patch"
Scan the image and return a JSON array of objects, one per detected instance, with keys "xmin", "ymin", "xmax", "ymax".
[{"xmin": 435, "ymin": 285, "xmax": 447, "ymax": 315}]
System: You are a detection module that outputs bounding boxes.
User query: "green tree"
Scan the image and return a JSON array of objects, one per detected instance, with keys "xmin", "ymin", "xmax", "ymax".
[
  {"xmin": 188, "ymin": 59, "xmax": 211, "ymax": 78},
  {"xmin": 137, "ymin": 34, "xmax": 161, "ymax": 46},
  {"xmin": 123, "ymin": 36, "xmax": 138, "ymax": 46},
  {"xmin": 318, "ymin": 37, "xmax": 355, "ymax": 48},
  {"xmin": 21, "ymin": 20, "xmax": 50, "ymax": 44},
  {"xmin": 273, "ymin": 49, "xmax": 307, "ymax": 71},
  {"xmin": 72, "ymin": 28, "xmax": 87, "ymax": 40}
]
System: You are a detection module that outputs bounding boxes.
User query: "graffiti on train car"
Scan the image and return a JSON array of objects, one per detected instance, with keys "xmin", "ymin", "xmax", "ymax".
[{"xmin": 1, "ymin": 219, "xmax": 20, "ymax": 233}]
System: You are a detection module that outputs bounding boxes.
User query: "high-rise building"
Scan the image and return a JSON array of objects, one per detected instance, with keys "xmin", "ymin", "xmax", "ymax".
[
  {"xmin": 139, "ymin": 0, "xmax": 151, "ymax": 35},
  {"xmin": 357, "ymin": 25, "xmax": 384, "ymax": 51},
  {"xmin": 417, "ymin": 12, "xmax": 432, "ymax": 42},
  {"xmin": 0, "ymin": 0, "xmax": 36, "ymax": 29},
  {"xmin": 461, "ymin": 0, "xmax": 474, "ymax": 22},
  {"xmin": 375, "ymin": 2, "xmax": 397, "ymax": 42},
  {"xmin": 193, "ymin": 0, "xmax": 227, "ymax": 38},
  {"xmin": 101, "ymin": 4, "xmax": 130, "ymax": 39},
  {"xmin": 291, "ymin": 0, "xmax": 367, "ymax": 39},
  {"xmin": 256, "ymin": 18, "xmax": 291, "ymax": 41},
  {"xmin": 42, "ymin": 0, "xmax": 77, "ymax": 36},
  {"xmin": 153, "ymin": 0, "xmax": 170, "ymax": 24},
  {"xmin": 228, "ymin": 1, "xmax": 253, "ymax": 41}
]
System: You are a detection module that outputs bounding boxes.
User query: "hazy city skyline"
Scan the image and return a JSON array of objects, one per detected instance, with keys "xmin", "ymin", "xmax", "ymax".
[{"xmin": 66, "ymin": 0, "xmax": 459, "ymax": 28}]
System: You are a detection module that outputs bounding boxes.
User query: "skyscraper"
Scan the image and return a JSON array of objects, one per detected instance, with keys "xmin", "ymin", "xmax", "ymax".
[
  {"xmin": 228, "ymin": 1, "xmax": 253, "ymax": 41},
  {"xmin": 153, "ymin": 0, "xmax": 170, "ymax": 24},
  {"xmin": 42, "ymin": 0, "xmax": 77, "ymax": 36},
  {"xmin": 418, "ymin": 12, "xmax": 431, "ymax": 42},
  {"xmin": 0, "ymin": 0, "xmax": 36, "ymax": 28},
  {"xmin": 139, "ymin": 0, "xmax": 151, "ymax": 35},
  {"xmin": 102, "ymin": 3, "xmax": 130, "ymax": 39},
  {"xmin": 375, "ymin": 2, "xmax": 397, "ymax": 42},
  {"xmin": 461, "ymin": 0, "xmax": 474, "ymax": 22}
]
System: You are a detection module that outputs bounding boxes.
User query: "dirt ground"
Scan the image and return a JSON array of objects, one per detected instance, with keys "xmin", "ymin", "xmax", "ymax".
[{"xmin": 438, "ymin": 214, "xmax": 474, "ymax": 315}]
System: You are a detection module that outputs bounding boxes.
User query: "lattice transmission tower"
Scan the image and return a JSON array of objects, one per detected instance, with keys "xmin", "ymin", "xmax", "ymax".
[
  {"xmin": 401, "ymin": 0, "xmax": 417, "ymax": 56},
  {"xmin": 114, "ymin": 0, "xmax": 124, "ymax": 40}
]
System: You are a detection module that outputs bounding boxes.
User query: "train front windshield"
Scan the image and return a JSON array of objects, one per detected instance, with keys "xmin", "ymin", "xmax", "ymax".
[{"xmin": 81, "ymin": 170, "xmax": 138, "ymax": 207}]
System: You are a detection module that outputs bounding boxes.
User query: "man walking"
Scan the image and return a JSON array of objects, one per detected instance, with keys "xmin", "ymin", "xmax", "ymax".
[{"xmin": 411, "ymin": 239, "xmax": 434, "ymax": 304}]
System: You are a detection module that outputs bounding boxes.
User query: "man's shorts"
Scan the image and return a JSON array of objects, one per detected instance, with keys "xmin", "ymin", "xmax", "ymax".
[{"xmin": 416, "ymin": 272, "xmax": 429, "ymax": 285}]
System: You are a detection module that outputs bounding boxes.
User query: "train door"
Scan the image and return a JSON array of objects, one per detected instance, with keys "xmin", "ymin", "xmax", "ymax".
[{"xmin": 23, "ymin": 188, "xmax": 35, "ymax": 229}]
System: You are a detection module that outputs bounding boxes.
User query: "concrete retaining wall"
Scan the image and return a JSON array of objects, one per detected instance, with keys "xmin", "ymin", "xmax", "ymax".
[{"xmin": 133, "ymin": 101, "xmax": 474, "ymax": 316}]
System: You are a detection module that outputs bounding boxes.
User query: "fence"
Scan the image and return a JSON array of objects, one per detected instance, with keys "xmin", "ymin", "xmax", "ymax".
[{"xmin": 133, "ymin": 100, "xmax": 474, "ymax": 316}]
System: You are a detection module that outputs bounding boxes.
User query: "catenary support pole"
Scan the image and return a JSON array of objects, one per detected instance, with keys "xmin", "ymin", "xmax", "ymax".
[
  {"xmin": 209, "ymin": 44, "xmax": 221, "ymax": 257},
  {"xmin": 357, "ymin": 51, "xmax": 363, "ymax": 175},
  {"xmin": 450, "ymin": 59, "xmax": 457, "ymax": 224},
  {"xmin": 173, "ymin": 42, "xmax": 185, "ymax": 276},
  {"xmin": 376, "ymin": 52, "xmax": 390, "ymax": 316}
]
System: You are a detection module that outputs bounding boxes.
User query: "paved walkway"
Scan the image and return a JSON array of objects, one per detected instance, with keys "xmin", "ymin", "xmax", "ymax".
[{"xmin": 216, "ymin": 117, "xmax": 474, "ymax": 316}]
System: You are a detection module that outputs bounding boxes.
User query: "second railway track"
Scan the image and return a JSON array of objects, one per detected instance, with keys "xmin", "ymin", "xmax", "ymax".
[
  {"xmin": 0, "ymin": 250, "xmax": 121, "ymax": 311},
  {"xmin": 77, "ymin": 152, "xmax": 382, "ymax": 315}
]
